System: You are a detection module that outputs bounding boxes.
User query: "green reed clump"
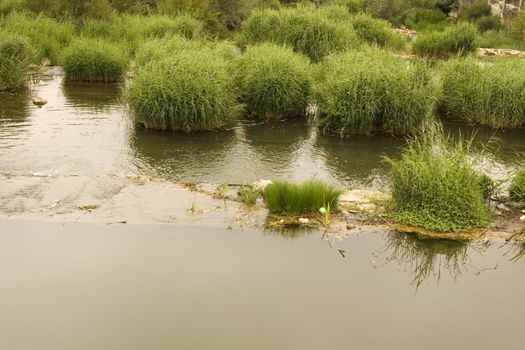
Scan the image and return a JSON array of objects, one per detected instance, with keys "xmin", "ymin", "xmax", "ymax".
[
  {"xmin": 135, "ymin": 35, "xmax": 237, "ymax": 68},
  {"xmin": 241, "ymin": 6, "xmax": 361, "ymax": 62},
  {"xmin": 351, "ymin": 14, "xmax": 405, "ymax": 50},
  {"xmin": 263, "ymin": 179, "xmax": 342, "ymax": 216},
  {"xmin": 315, "ymin": 48, "xmax": 437, "ymax": 136},
  {"xmin": 509, "ymin": 170, "xmax": 525, "ymax": 202},
  {"xmin": 388, "ymin": 127, "xmax": 491, "ymax": 232},
  {"xmin": 61, "ymin": 38, "xmax": 127, "ymax": 82},
  {"xmin": 82, "ymin": 14, "xmax": 202, "ymax": 53},
  {"xmin": 0, "ymin": 12, "xmax": 74, "ymax": 63},
  {"xmin": 237, "ymin": 43, "xmax": 311, "ymax": 120},
  {"xmin": 239, "ymin": 186, "xmax": 260, "ymax": 205},
  {"xmin": 439, "ymin": 57, "xmax": 525, "ymax": 128},
  {"xmin": 0, "ymin": 31, "xmax": 32, "ymax": 90},
  {"xmin": 125, "ymin": 50, "xmax": 242, "ymax": 132},
  {"xmin": 413, "ymin": 23, "xmax": 477, "ymax": 58}
]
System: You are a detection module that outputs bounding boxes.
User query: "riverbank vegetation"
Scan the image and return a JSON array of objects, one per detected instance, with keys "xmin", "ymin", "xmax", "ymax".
[
  {"xmin": 388, "ymin": 127, "xmax": 491, "ymax": 232},
  {"xmin": 263, "ymin": 179, "xmax": 342, "ymax": 215},
  {"xmin": 61, "ymin": 38, "xmax": 128, "ymax": 82},
  {"xmin": 439, "ymin": 57, "xmax": 525, "ymax": 128},
  {"xmin": 509, "ymin": 170, "xmax": 525, "ymax": 202},
  {"xmin": 0, "ymin": 31, "xmax": 32, "ymax": 90},
  {"xmin": 412, "ymin": 23, "xmax": 477, "ymax": 57},
  {"xmin": 315, "ymin": 48, "xmax": 437, "ymax": 136},
  {"xmin": 237, "ymin": 43, "xmax": 311, "ymax": 120}
]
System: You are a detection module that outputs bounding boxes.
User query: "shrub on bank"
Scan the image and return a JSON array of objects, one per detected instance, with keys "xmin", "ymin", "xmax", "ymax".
[
  {"xmin": 413, "ymin": 23, "xmax": 477, "ymax": 58},
  {"xmin": 61, "ymin": 38, "xmax": 128, "ymax": 82},
  {"xmin": 125, "ymin": 51, "xmax": 242, "ymax": 131},
  {"xmin": 509, "ymin": 170, "xmax": 525, "ymax": 202},
  {"xmin": 263, "ymin": 179, "xmax": 342, "ymax": 215},
  {"xmin": 403, "ymin": 8, "xmax": 450, "ymax": 31},
  {"xmin": 0, "ymin": 12, "xmax": 74, "ymax": 63},
  {"xmin": 388, "ymin": 128, "xmax": 491, "ymax": 232},
  {"xmin": 439, "ymin": 57, "xmax": 525, "ymax": 128},
  {"xmin": 241, "ymin": 6, "xmax": 361, "ymax": 62},
  {"xmin": 0, "ymin": 32, "xmax": 32, "ymax": 90},
  {"xmin": 351, "ymin": 14, "xmax": 405, "ymax": 49},
  {"xmin": 135, "ymin": 35, "xmax": 237, "ymax": 68},
  {"xmin": 237, "ymin": 43, "xmax": 311, "ymax": 120},
  {"xmin": 315, "ymin": 48, "xmax": 437, "ymax": 136}
]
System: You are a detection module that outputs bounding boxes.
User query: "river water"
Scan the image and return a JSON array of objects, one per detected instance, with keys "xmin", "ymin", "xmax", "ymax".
[{"xmin": 0, "ymin": 68, "xmax": 524, "ymax": 349}]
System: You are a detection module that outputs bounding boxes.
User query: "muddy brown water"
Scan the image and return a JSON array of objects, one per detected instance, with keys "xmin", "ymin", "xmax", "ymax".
[{"xmin": 1, "ymin": 68, "xmax": 525, "ymax": 349}]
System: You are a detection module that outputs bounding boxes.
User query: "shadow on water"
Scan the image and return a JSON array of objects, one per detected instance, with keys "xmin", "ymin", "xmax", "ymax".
[
  {"xmin": 130, "ymin": 127, "xmax": 238, "ymax": 182},
  {"xmin": 263, "ymin": 224, "xmax": 319, "ymax": 240},
  {"xmin": 376, "ymin": 232, "xmax": 484, "ymax": 290},
  {"xmin": 0, "ymin": 91, "xmax": 31, "ymax": 121},
  {"xmin": 62, "ymin": 81, "xmax": 121, "ymax": 112},
  {"xmin": 315, "ymin": 132, "xmax": 406, "ymax": 189}
]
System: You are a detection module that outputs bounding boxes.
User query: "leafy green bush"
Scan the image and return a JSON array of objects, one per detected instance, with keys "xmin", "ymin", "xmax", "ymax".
[
  {"xmin": 510, "ymin": 11, "xmax": 525, "ymax": 43},
  {"xmin": 315, "ymin": 48, "xmax": 437, "ymax": 136},
  {"xmin": 458, "ymin": 0, "xmax": 491, "ymax": 22},
  {"xmin": 24, "ymin": 0, "xmax": 115, "ymax": 20},
  {"xmin": 0, "ymin": 31, "xmax": 32, "ymax": 90},
  {"xmin": 403, "ymin": 8, "xmax": 450, "ymax": 31},
  {"xmin": 61, "ymin": 38, "xmax": 128, "ymax": 82},
  {"xmin": 237, "ymin": 43, "xmax": 311, "ymax": 120},
  {"xmin": 509, "ymin": 170, "xmax": 525, "ymax": 202},
  {"xmin": 477, "ymin": 29, "xmax": 525, "ymax": 51},
  {"xmin": 135, "ymin": 35, "xmax": 237, "ymax": 68},
  {"xmin": 125, "ymin": 50, "xmax": 242, "ymax": 131},
  {"xmin": 241, "ymin": 6, "xmax": 361, "ymax": 62},
  {"xmin": 323, "ymin": 0, "xmax": 364, "ymax": 13},
  {"xmin": 263, "ymin": 179, "xmax": 342, "ymax": 215},
  {"xmin": 82, "ymin": 14, "xmax": 202, "ymax": 53},
  {"xmin": 413, "ymin": 23, "xmax": 477, "ymax": 58},
  {"xmin": 439, "ymin": 57, "xmax": 525, "ymax": 128},
  {"xmin": 352, "ymin": 13, "xmax": 405, "ymax": 49},
  {"xmin": 0, "ymin": 12, "xmax": 74, "ymax": 63},
  {"xmin": 388, "ymin": 127, "xmax": 491, "ymax": 232},
  {"xmin": 476, "ymin": 16, "xmax": 501, "ymax": 33},
  {"xmin": 0, "ymin": 0, "xmax": 24, "ymax": 16}
]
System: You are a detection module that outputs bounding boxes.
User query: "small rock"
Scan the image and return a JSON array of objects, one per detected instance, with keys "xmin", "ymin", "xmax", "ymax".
[
  {"xmin": 497, "ymin": 203, "xmax": 511, "ymax": 212},
  {"xmin": 520, "ymin": 215, "xmax": 525, "ymax": 222},
  {"xmin": 32, "ymin": 95, "xmax": 47, "ymax": 106},
  {"xmin": 347, "ymin": 223, "xmax": 355, "ymax": 230},
  {"xmin": 298, "ymin": 218, "xmax": 309, "ymax": 224},
  {"xmin": 252, "ymin": 179, "xmax": 272, "ymax": 191}
]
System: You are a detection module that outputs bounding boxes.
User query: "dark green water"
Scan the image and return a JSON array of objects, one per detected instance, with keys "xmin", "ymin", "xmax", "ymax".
[{"xmin": 1, "ymin": 68, "xmax": 524, "ymax": 188}]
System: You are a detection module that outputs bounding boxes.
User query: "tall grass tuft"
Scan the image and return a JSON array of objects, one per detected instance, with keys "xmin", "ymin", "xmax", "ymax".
[
  {"xmin": 263, "ymin": 179, "xmax": 342, "ymax": 216},
  {"xmin": 241, "ymin": 6, "xmax": 361, "ymax": 62},
  {"xmin": 439, "ymin": 57, "xmax": 525, "ymax": 128},
  {"xmin": 0, "ymin": 31, "xmax": 32, "ymax": 90},
  {"xmin": 135, "ymin": 35, "xmax": 237, "ymax": 68},
  {"xmin": 237, "ymin": 43, "xmax": 311, "ymax": 120},
  {"xmin": 413, "ymin": 23, "xmax": 477, "ymax": 58},
  {"xmin": 61, "ymin": 38, "xmax": 128, "ymax": 82},
  {"xmin": 387, "ymin": 125, "xmax": 491, "ymax": 232},
  {"xmin": 351, "ymin": 14, "xmax": 405, "ymax": 50},
  {"xmin": 315, "ymin": 48, "xmax": 437, "ymax": 136},
  {"xmin": 82, "ymin": 14, "xmax": 203, "ymax": 54},
  {"xmin": 125, "ymin": 50, "xmax": 242, "ymax": 132},
  {"xmin": 0, "ymin": 12, "xmax": 74, "ymax": 63},
  {"xmin": 509, "ymin": 170, "xmax": 525, "ymax": 202}
]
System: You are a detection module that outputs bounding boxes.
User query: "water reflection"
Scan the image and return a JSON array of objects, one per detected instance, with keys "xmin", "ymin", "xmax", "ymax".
[
  {"xmin": 130, "ymin": 127, "xmax": 238, "ymax": 182},
  {"xmin": 315, "ymin": 133, "xmax": 405, "ymax": 189},
  {"xmin": 263, "ymin": 223, "xmax": 319, "ymax": 239},
  {"xmin": 377, "ymin": 232, "xmax": 479, "ymax": 290},
  {"xmin": 62, "ymin": 81, "xmax": 121, "ymax": 112}
]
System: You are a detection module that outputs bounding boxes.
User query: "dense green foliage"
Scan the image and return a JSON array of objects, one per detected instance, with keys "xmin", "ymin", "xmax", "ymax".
[
  {"xmin": 439, "ymin": 57, "xmax": 525, "ymax": 128},
  {"xmin": 241, "ymin": 6, "xmax": 361, "ymax": 62},
  {"xmin": 458, "ymin": 0, "xmax": 490, "ymax": 22},
  {"xmin": 125, "ymin": 50, "xmax": 242, "ymax": 131},
  {"xmin": 0, "ymin": 12, "xmax": 74, "ymax": 63},
  {"xmin": 388, "ymin": 128, "xmax": 491, "ymax": 232},
  {"xmin": 509, "ymin": 170, "xmax": 525, "ymax": 202},
  {"xmin": 510, "ymin": 11, "xmax": 525, "ymax": 43},
  {"xmin": 237, "ymin": 43, "xmax": 311, "ymax": 120},
  {"xmin": 83, "ymin": 14, "xmax": 202, "ymax": 53},
  {"xmin": 0, "ymin": 31, "xmax": 32, "ymax": 90},
  {"xmin": 263, "ymin": 179, "xmax": 342, "ymax": 215},
  {"xmin": 135, "ymin": 35, "xmax": 237, "ymax": 67},
  {"xmin": 351, "ymin": 13, "xmax": 405, "ymax": 49},
  {"xmin": 413, "ymin": 23, "xmax": 477, "ymax": 57},
  {"xmin": 61, "ymin": 38, "xmax": 128, "ymax": 82},
  {"xmin": 315, "ymin": 48, "xmax": 437, "ymax": 136},
  {"xmin": 402, "ymin": 8, "xmax": 449, "ymax": 31}
]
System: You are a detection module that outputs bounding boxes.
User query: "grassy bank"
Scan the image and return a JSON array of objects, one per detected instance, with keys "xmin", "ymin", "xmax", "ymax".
[
  {"xmin": 439, "ymin": 57, "xmax": 525, "ymax": 128},
  {"xmin": 510, "ymin": 170, "xmax": 525, "ymax": 202},
  {"xmin": 0, "ymin": 31, "xmax": 32, "ymax": 90},
  {"xmin": 315, "ymin": 48, "xmax": 437, "ymax": 136},
  {"xmin": 413, "ymin": 23, "xmax": 477, "ymax": 58}
]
